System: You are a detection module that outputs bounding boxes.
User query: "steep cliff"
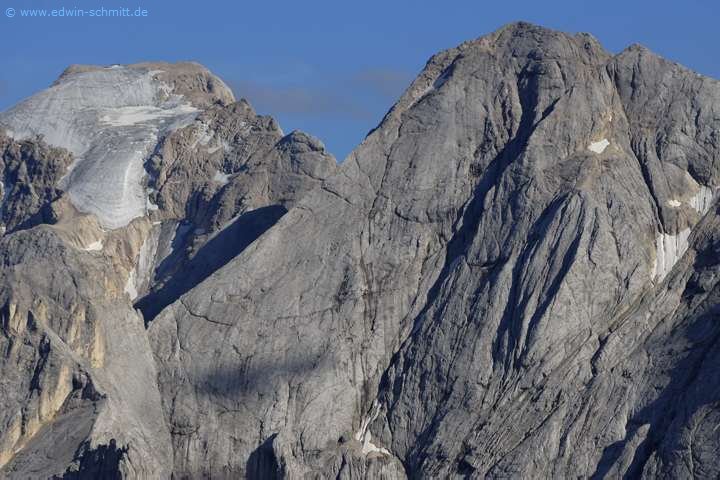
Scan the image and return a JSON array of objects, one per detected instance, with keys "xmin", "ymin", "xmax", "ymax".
[
  {"xmin": 1, "ymin": 22, "xmax": 720, "ymax": 479},
  {"xmin": 149, "ymin": 23, "xmax": 720, "ymax": 478}
]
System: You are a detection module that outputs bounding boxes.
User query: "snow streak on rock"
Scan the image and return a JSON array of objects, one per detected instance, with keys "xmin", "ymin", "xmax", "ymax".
[
  {"xmin": 652, "ymin": 228, "xmax": 691, "ymax": 281},
  {"xmin": 689, "ymin": 185, "xmax": 715, "ymax": 215}
]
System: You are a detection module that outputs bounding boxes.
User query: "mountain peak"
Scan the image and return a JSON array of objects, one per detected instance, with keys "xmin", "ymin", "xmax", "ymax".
[
  {"xmin": 54, "ymin": 61, "xmax": 235, "ymax": 107},
  {"xmin": 0, "ymin": 62, "xmax": 235, "ymax": 229},
  {"xmin": 2, "ymin": 23, "xmax": 720, "ymax": 480}
]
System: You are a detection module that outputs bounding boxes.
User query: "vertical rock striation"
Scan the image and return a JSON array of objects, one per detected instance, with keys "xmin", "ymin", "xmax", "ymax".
[
  {"xmin": 149, "ymin": 23, "xmax": 720, "ymax": 478},
  {"xmin": 2, "ymin": 22, "xmax": 720, "ymax": 479}
]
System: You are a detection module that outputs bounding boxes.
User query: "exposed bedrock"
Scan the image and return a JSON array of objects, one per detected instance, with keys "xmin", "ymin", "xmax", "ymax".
[{"xmin": 2, "ymin": 21, "xmax": 720, "ymax": 479}]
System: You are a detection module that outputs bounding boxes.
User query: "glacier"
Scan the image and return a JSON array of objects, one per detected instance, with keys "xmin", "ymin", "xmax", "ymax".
[{"xmin": 0, "ymin": 65, "xmax": 201, "ymax": 229}]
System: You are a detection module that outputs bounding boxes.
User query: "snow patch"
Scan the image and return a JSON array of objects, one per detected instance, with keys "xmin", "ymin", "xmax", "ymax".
[
  {"xmin": 124, "ymin": 268, "xmax": 138, "ymax": 300},
  {"xmin": 667, "ymin": 184, "xmax": 715, "ymax": 213},
  {"xmin": 651, "ymin": 228, "xmax": 691, "ymax": 281},
  {"xmin": 197, "ymin": 128, "xmax": 214, "ymax": 146},
  {"xmin": 355, "ymin": 402, "xmax": 390, "ymax": 456},
  {"xmin": 1, "ymin": 178, "xmax": 11, "ymax": 211},
  {"xmin": 361, "ymin": 433, "xmax": 390, "ymax": 456},
  {"xmin": 588, "ymin": 138, "xmax": 610, "ymax": 154},
  {"xmin": 188, "ymin": 122, "xmax": 215, "ymax": 150},
  {"xmin": 100, "ymin": 104, "xmax": 198, "ymax": 127},
  {"xmin": 83, "ymin": 240, "xmax": 103, "ymax": 251},
  {"xmin": 146, "ymin": 195, "xmax": 160, "ymax": 212},
  {"xmin": 213, "ymin": 171, "xmax": 230, "ymax": 186}
]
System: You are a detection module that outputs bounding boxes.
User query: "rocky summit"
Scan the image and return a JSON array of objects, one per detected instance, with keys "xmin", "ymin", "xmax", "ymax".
[{"xmin": 0, "ymin": 22, "xmax": 719, "ymax": 479}]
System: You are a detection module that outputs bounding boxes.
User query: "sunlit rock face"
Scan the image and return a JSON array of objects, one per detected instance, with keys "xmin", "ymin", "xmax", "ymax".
[
  {"xmin": 0, "ymin": 63, "xmax": 234, "ymax": 229},
  {"xmin": 0, "ymin": 61, "xmax": 337, "ymax": 478},
  {"xmin": 3, "ymin": 22, "xmax": 720, "ymax": 480}
]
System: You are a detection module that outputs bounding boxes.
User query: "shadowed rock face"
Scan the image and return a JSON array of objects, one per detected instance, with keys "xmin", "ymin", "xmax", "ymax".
[
  {"xmin": 0, "ymin": 131, "xmax": 73, "ymax": 234},
  {"xmin": 2, "ymin": 22, "xmax": 720, "ymax": 479}
]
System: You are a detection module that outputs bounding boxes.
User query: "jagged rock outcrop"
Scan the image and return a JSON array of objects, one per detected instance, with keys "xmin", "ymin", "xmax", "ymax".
[
  {"xmin": 136, "ymin": 99, "xmax": 336, "ymax": 320},
  {"xmin": 0, "ymin": 132, "xmax": 73, "ymax": 234},
  {"xmin": 2, "ymin": 22, "xmax": 720, "ymax": 479}
]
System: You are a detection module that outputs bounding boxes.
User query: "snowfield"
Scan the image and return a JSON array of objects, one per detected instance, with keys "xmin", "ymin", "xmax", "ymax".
[{"xmin": 0, "ymin": 66, "xmax": 200, "ymax": 229}]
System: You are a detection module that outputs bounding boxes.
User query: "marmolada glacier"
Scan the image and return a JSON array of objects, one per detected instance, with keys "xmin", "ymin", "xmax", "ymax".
[{"xmin": 1, "ymin": 22, "xmax": 720, "ymax": 479}]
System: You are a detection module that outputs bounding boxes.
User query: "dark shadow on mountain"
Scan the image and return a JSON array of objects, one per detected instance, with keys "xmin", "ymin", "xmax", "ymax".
[
  {"xmin": 246, "ymin": 434, "xmax": 281, "ymax": 480},
  {"xmin": 59, "ymin": 439, "xmax": 127, "ymax": 480},
  {"xmin": 199, "ymin": 352, "xmax": 327, "ymax": 399},
  {"xmin": 188, "ymin": 353, "xmax": 329, "ymax": 477},
  {"xmin": 136, "ymin": 204, "xmax": 287, "ymax": 324},
  {"xmin": 150, "ymin": 221, "xmax": 193, "ymax": 291}
]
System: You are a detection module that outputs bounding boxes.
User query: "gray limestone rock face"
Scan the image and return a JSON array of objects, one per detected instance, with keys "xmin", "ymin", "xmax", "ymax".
[
  {"xmin": 136, "ymin": 99, "xmax": 336, "ymax": 321},
  {"xmin": 148, "ymin": 23, "xmax": 720, "ymax": 479},
  {"xmin": 145, "ymin": 98, "xmax": 336, "ymax": 233},
  {"xmin": 0, "ymin": 226, "xmax": 172, "ymax": 478},
  {"xmin": 0, "ymin": 61, "xmax": 335, "ymax": 478},
  {"xmin": 2, "ymin": 22, "xmax": 720, "ymax": 480}
]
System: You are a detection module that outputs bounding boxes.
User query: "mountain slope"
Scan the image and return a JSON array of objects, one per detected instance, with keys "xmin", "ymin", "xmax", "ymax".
[
  {"xmin": 149, "ymin": 23, "xmax": 720, "ymax": 478},
  {"xmin": 0, "ymin": 63, "xmax": 335, "ymax": 477},
  {"xmin": 1, "ymin": 22, "xmax": 720, "ymax": 479}
]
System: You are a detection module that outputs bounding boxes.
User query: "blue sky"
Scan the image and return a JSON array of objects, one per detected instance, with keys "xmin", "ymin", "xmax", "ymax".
[{"xmin": 1, "ymin": 0, "xmax": 718, "ymax": 160}]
